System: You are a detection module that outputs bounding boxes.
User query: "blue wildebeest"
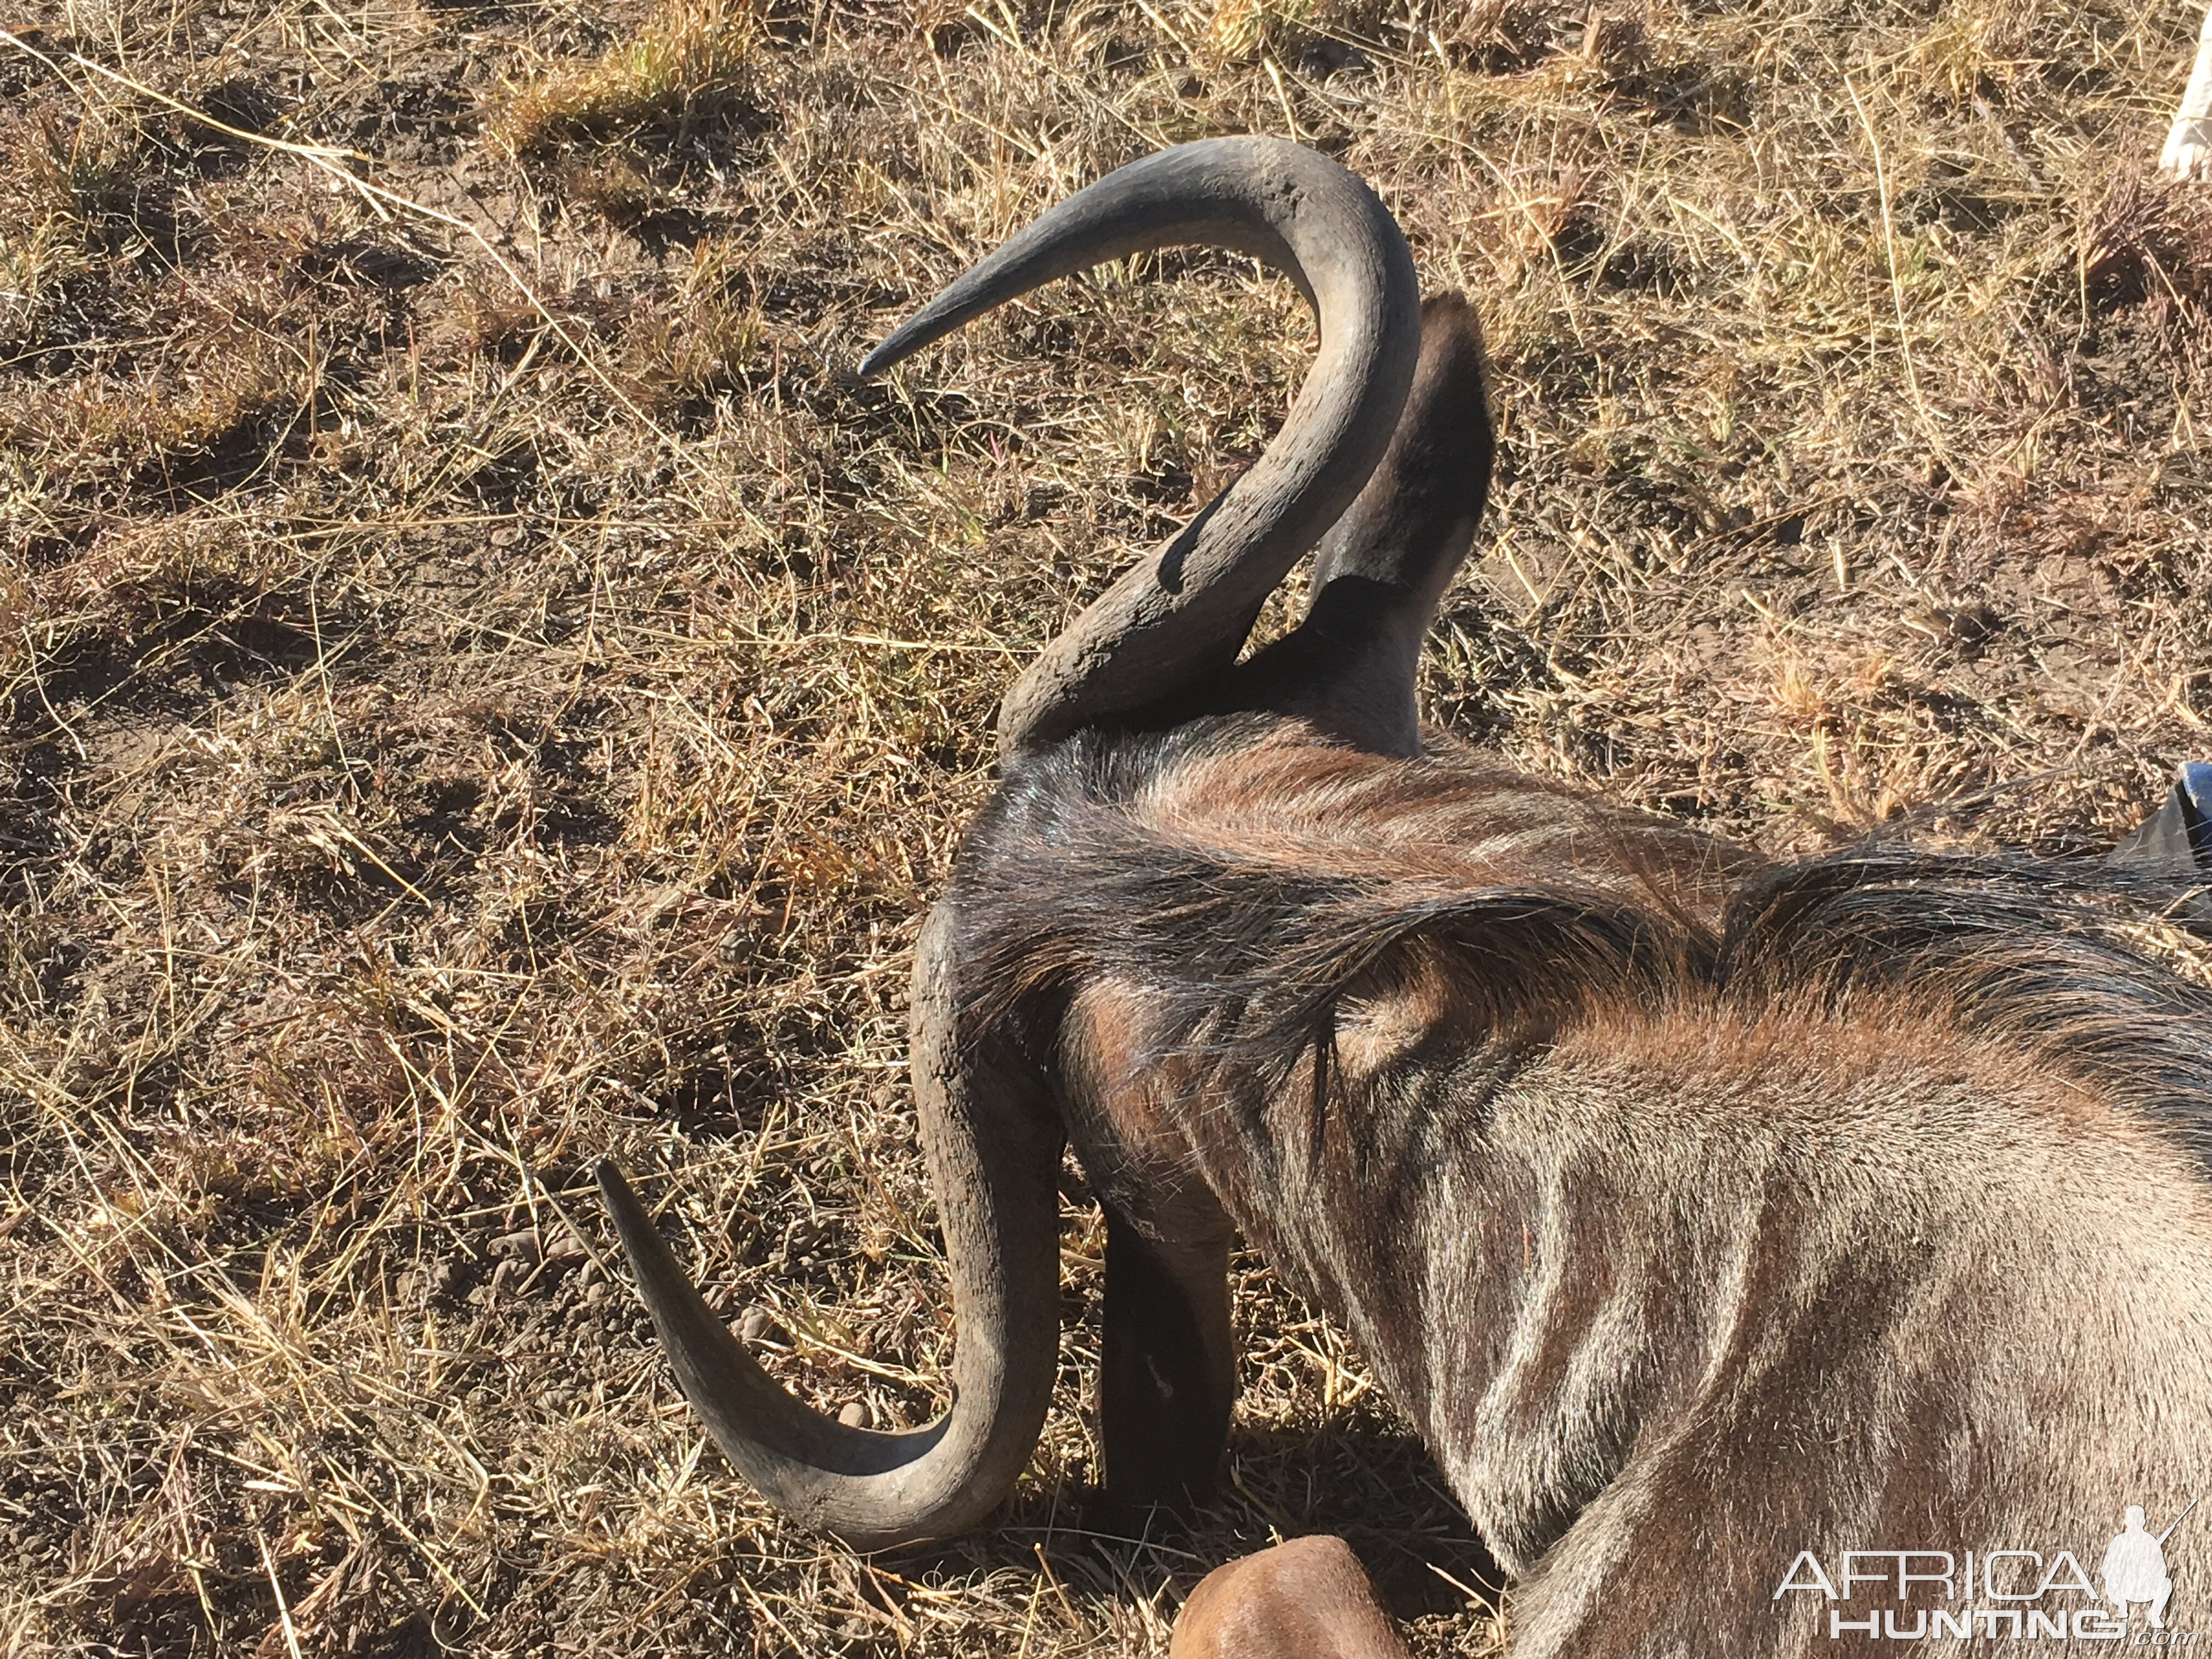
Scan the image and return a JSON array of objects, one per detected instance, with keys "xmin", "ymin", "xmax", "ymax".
[{"xmin": 601, "ymin": 139, "xmax": 2212, "ymax": 1656}]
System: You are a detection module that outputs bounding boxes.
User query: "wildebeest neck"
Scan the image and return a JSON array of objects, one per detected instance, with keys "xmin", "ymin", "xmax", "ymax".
[{"xmin": 949, "ymin": 716, "xmax": 2212, "ymax": 1622}]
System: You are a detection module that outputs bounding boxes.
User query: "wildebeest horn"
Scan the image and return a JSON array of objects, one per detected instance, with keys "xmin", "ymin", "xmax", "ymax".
[
  {"xmin": 599, "ymin": 138, "xmax": 1419, "ymax": 1548},
  {"xmin": 597, "ymin": 902, "xmax": 1065, "ymax": 1548},
  {"xmin": 860, "ymin": 136, "xmax": 1423, "ymax": 757},
  {"xmin": 1221, "ymin": 292, "xmax": 1496, "ymax": 757}
]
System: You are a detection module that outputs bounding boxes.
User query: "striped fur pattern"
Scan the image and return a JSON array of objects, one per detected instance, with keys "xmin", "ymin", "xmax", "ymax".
[
  {"xmin": 953, "ymin": 714, "xmax": 2212, "ymax": 1655},
  {"xmin": 595, "ymin": 144, "xmax": 2212, "ymax": 1640}
]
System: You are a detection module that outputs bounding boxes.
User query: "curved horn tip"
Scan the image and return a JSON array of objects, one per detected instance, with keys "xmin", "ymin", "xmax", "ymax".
[
  {"xmin": 595, "ymin": 1156, "xmax": 640, "ymax": 1210},
  {"xmin": 856, "ymin": 136, "xmax": 1410, "ymax": 387},
  {"xmin": 596, "ymin": 1158, "xmax": 677, "ymax": 1272},
  {"xmin": 856, "ymin": 339, "xmax": 905, "ymax": 380}
]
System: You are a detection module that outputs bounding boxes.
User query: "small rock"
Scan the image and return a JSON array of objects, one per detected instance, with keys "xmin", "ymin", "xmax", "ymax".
[
  {"xmin": 545, "ymin": 1229, "xmax": 586, "ymax": 1261},
  {"xmin": 1938, "ymin": 602, "xmax": 2000, "ymax": 648},
  {"xmin": 583, "ymin": 1281, "xmax": 610, "ymax": 1308},
  {"xmin": 1904, "ymin": 600, "xmax": 2001, "ymax": 651},
  {"xmin": 837, "ymin": 1400, "xmax": 870, "ymax": 1429},
  {"xmin": 489, "ymin": 1231, "xmax": 539, "ymax": 1262},
  {"xmin": 736, "ymin": 1306, "xmax": 780, "ymax": 1344}
]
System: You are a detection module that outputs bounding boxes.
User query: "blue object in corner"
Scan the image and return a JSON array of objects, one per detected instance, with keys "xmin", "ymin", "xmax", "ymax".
[{"xmin": 2112, "ymin": 761, "xmax": 2212, "ymax": 874}]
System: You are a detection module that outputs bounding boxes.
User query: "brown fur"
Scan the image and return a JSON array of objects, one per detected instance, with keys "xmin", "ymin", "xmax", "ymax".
[
  {"xmin": 952, "ymin": 713, "xmax": 2212, "ymax": 1656},
  {"xmin": 1169, "ymin": 1536, "xmax": 1412, "ymax": 1659},
  {"xmin": 608, "ymin": 271, "xmax": 2212, "ymax": 1651}
]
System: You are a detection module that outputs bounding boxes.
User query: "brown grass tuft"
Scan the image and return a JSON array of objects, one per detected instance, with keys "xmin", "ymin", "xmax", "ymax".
[
  {"xmin": 490, "ymin": 0, "xmax": 763, "ymax": 155},
  {"xmin": 622, "ymin": 235, "xmax": 763, "ymax": 408},
  {"xmin": 1191, "ymin": 0, "xmax": 1380, "ymax": 63},
  {"xmin": 1, "ymin": 348, "xmax": 304, "ymax": 466},
  {"xmin": 2079, "ymin": 162, "xmax": 2212, "ymax": 313},
  {"xmin": 1912, "ymin": 0, "xmax": 2042, "ymax": 104}
]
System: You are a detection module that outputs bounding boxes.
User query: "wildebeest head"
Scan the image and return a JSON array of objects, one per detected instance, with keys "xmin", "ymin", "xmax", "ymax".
[{"xmin": 596, "ymin": 138, "xmax": 1499, "ymax": 1546}]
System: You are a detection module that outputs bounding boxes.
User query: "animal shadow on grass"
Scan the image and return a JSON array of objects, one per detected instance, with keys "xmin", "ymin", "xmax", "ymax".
[
  {"xmin": 876, "ymin": 1422, "xmax": 1503, "ymax": 1637},
  {"xmin": 1206, "ymin": 1422, "xmax": 1503, "ymax": 1623}
]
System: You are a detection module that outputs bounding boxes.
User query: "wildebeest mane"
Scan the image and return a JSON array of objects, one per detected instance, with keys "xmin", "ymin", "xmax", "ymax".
[
  {"xmin": 955, "ymin": 718, "xmax": 2212, "ymax": 1161},
  {"xmin": 955, "ymin": 719, "xmax": 1691, "ymax": 1073},
  {"xmin": 1723, "ymin": 852, "xmax": 2212, "ymax": 1155}
]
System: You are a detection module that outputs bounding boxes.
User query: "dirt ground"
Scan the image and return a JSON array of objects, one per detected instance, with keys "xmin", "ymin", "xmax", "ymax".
[{"xmin": 3, "ymin": 0, "xmax": 2209, "ymax": 1651}]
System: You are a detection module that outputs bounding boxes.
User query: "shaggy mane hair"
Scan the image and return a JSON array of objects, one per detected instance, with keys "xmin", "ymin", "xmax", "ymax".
[{"xmin": 953, "ymin": 716, "xmax": 2212, "ymax": 1161}]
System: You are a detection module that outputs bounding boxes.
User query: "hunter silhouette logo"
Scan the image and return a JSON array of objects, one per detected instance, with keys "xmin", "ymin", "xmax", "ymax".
[
  {"xmin": 2106, "ymin": 1502, "xmax": 2196, "ymax": 1632},
  {"xmin": 1774, "ymin": 1499, "xmax": 2199, "ymax": 1641}
]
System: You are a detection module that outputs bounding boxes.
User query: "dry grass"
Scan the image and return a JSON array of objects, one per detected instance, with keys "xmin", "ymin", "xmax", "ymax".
[
  {"xmin": 489, "ymin": 0, "xmax": 764, "ymax": 155},
  {"xmin": 2, "ymin": 0, "xmax": 2209, "ymax": 1652}
]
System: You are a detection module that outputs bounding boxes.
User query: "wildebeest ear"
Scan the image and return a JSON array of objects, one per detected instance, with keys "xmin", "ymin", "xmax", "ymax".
[
  {"xmin": 1304, "ymin": 291, "xmax": 1494, "ymax": 607},
  {"xmin": 1216, "ymin": 293, "xmax": 1496, "ymax": 757},
  {"xmin": 1097, "ymin": 1203, "xmax": 1236, "ymax": 1515}
]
